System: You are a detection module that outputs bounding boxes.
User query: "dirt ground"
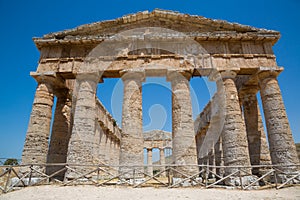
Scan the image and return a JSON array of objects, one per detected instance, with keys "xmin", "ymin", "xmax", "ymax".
[{"xmin": 0, "ymin": 185, "xmax": 300, "ymax": 200}]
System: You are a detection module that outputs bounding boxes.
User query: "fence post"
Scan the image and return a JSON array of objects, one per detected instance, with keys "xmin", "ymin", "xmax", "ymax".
[
  {"xmin": 4, "ymin": 167, "xmax": 12, "ymax": 193},
  {"xmin": 238, "ymin": 167, "xmax": 243, "ymax": 189},
  {"xmin": 274, "ymin": 168, "xmax": 278, "ymax": 189},
  {"xmin": 167, "ymin": 167, "xmax": 171, "ymax": 186},
  {"xmin": 205, "ymin": 165, "xmax": 208, "ymax": 187},
  {"xmin": 97, "ymin": 165, "xmax": 100, "ymax": 182},
  {"xmin": 133, "ymin": 168, "xmax": 136, "ymax": 185},
  {"xmin": 28, "ymin": 165, "xmax": 33, "ymax": 186}
]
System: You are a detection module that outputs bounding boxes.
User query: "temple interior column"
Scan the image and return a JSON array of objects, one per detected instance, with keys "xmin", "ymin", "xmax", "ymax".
[
  {"xmin": 214, "ymin": 136, "xmax": 224, "ymax": 178},
  {"xmin": 167, "ymin": 70, "xmax": 198, "ymax": 177},
  {"xmin": 105, "ymin": 132, "xmax": 111, "ymax": 165},
  {"xmin": 208, "ymin": 147, "xmax": 216, "ymax": 178},
  {"xmin": 22, "ymin": 79, "xmax": 54, "ymax": 167},
  {"xmin": 115, "ymin": 141, "xmax": 120, "ymax": 166},
  {"xmin": 258, "ymin": 71, "xmax": 299, "ymax": 175},
  {"xmin": 46, "ymin": 89, "xmax": 72, "ymax": 179},
  {"xmin": 119, "ymin": 70, "xmax": 145, "ymax": 178},
  {"xmin": 217, "ymin": 70, "xmax": 252, "ymax": 176},
  {"xmin": 147, "ymin": 149, "xmax": 153, "ymax": 176},
  {"xmin": 98, "ymin": 127, "xmax": 107, "ymax": 165},
  {"xmin": 196, "ymin": 133, "xmax": 205, "ymax": 174},
  {"xmin": 112, "ymin": 138, "xmax": 119, "ymax": 174},
  {"xmin": 239, "ymin": 86, "xmax": 271, "ymax": 176},
  {"xmin": 65, "ymin": 72, "xmax": 100, "ymax": 178}
]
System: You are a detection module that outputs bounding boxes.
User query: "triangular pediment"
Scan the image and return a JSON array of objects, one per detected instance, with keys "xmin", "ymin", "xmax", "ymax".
[{"xmin": 42, "ymin": 9, "xmax": 278, "ymax": 40}]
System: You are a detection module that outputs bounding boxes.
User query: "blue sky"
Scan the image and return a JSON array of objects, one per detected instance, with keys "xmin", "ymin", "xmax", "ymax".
[{"xmin": 0, "ymin": 0, "xmax": 300, "ymax": 159}]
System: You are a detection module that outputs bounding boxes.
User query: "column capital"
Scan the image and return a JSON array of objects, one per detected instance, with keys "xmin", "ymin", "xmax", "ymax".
[
  {"xmin": 220, "ymin": 70, "xmax": 237, "ymax": 79},
  {"xmin": 258, "ymin": 70, "xmax": 280, "ymax": 81},
  {"xmin": 239, "ymin": 85, "xmax": 259, "ymax": 100},
  {"xmin": 120, "ymin": 69, "xmax": 145, "ymax": 82},
  {"xmin": 166, "ymin": 70, "xmax": 192, "ymax": 82},
  {"xmin": 76, "ymin": 72, "xmax": 102, "ymax": 83},
  {"xmin": 208, "ymin": 69, "xmax": 221, "ymax": 82},
  {"xmin": 208, "ymin": 70, "xmax": 238, "ymax": 82},
  {"xmin": 30, "ymin": 71, "xmax": 66, "ymax": 89}
]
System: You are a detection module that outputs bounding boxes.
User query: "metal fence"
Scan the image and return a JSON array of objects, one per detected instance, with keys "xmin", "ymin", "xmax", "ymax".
[{"xmin": 0, "ymin": 163, "xmax": 299, "ymax": 193}]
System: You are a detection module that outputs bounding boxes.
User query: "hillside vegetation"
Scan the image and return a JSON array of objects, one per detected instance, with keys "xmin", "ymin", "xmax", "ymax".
[{"xmin": 296, "ymin": 143, "xmax": 300, "ymax": 160}]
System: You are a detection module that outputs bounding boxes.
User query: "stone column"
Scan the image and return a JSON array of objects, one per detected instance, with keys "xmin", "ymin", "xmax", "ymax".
[
  {"xmin": 107, "ymin": 135, "xmax": 114, "ymax": 174},
  {"xmin": 115, "ymin": 141, "xmax": 120, "ymax": 166},
  {"xmin": 167, "ymin": 70, "xmax": 198, "ymax": 177},
  {"xmin": 46, "ymin": 89, "xmax": 72, "ymax": 179},
  {"xmin": 110, "ymin": 137, "xmax": 116, "ymax": 166},
  {"xmin": 65, "ymin": 72, "xmax": 100, "ymax": 178},
  {"xmin": 119, "ymin": 70, "xmax": 145, "ymax": 178},
  {"xmin": 22, "ymin": 80, "xmax": 54, "ymax": 166},
  {"xmin": 214, "ymin": 137, "xmax": 224, "ymax": 178},
  {"xmin": 105, "ymin": 132, "xmax": 111, "ymax": 165},
  {"xmin": 217, "ymin": 71, "xmax": 252, "ymax": 176},
  {"xmin": 160, "ymin": 148, "xmax": 166, "ymax": 176},
  {"xmin": 239, "ymin": 86, "xmax": 271, "ymax": 176},
  {"xmin": 109, "ymin": 136, "xmax": 115, "ymax": 166},
  {"xmin": 98, "ymin": 126, "xmax": 107, "ymax": 164},
  {"xmin": 147, "ymin": 149, "xmax": 153, "ymax": 176},
  {"xmin": 208, "ymin": 147, "xmax": 216, "ymax": 178},
  {"xmin": 111, "ymin": 138, "xmax": 119, "ymax": 172},
  {"xmin": 258, "ymin": 71, "xmax": 299, "ymax": 174}
]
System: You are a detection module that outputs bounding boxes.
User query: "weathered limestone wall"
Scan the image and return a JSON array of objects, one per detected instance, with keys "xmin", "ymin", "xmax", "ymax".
[{"xmin": 96, "ymin": 98, "xmax": 121, "ymax": 170}]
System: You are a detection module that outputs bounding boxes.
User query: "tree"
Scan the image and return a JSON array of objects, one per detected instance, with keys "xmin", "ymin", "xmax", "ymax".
[{"xmin": 3, "ymin": 158, "xmax": 19, "ymax": 166}]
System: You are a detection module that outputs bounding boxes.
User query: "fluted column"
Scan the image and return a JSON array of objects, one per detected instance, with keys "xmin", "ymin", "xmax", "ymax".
[
  {"xmin": 239, "ymin": 86, "xmax": 271, "ymax": 176},
  {"xmin": 22, "ymin": 80, "xmax": 54, "ymax": 166},
  {"xmin": 159, "ymin": 148, "xmax": 166, "ymax": 176},
  {"xmin": 65, "ymin": 72, "xmax": 100, "ymax": 178},
  {"xmin": 46, "ymin": 89, "xmax": 72, "ymax": 178},
  {"xmin": 167, "ymin": 70, "xmax": 198, "ymax": 177},
  {"xmin": 119, "ymin": 70, "xmax": 145, "ymax": 178},
  {"xmin": 217, "ymin": 70, "xmax": 252, "ymax": 176},
  {"xmin": 258, "ymin": 71, "xmax": 299, "ymax": 173},
  {"xmin": 147, "ymin": 149, "xmax": 153, "ymax": 176}
]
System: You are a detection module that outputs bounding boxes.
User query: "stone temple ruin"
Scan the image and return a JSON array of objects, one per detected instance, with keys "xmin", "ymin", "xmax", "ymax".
[{"xmin": 21, "ymin": 9, "xmax": 299, "ymax": 184}]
